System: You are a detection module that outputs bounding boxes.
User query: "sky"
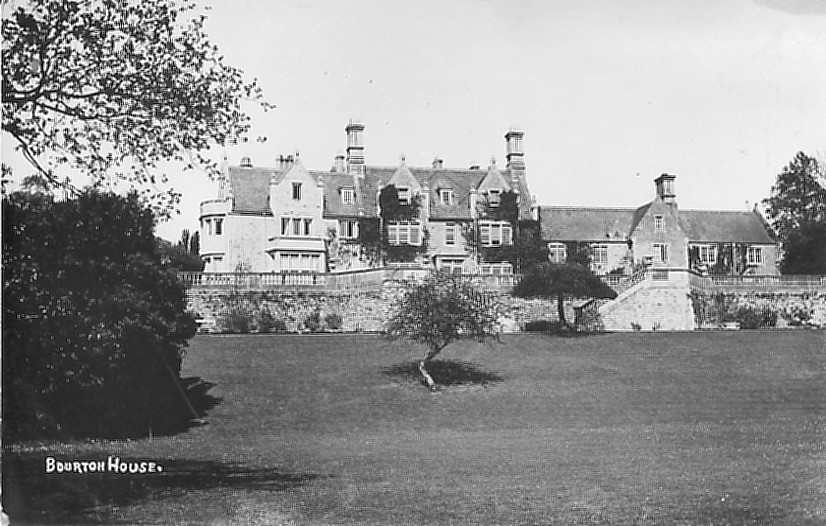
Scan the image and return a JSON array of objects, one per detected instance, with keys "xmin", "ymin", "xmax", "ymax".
[{"xmin": 4, "ymin": 0, "xmax": 826, "ymax": 242}]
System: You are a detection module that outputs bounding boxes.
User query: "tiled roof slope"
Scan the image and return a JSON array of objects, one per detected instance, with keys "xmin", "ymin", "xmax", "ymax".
[
  {"xmin": 679, "ymin": 210, "xmax": 775, "ymax": 244},
  {"xmin": 540, "ymin": 206, "xmax": 639, "ymax": 241},
  {"xmin": 540, "ymin": 204, "xmax": 776, "ymax": 244},
  {"xmin": 229, "ymin": 162, "xmax": 534, "ymax": 221},
  {"xmin": 322, "ymin": 172, "xmax": 360, "ymax": 217},
  {"xmin": 314, "ymin": 165, "xmax": 532, "ymax": 221},
  {"xmin": 228, "ymin": 166, "xmax": 278, "ymax": 215}
]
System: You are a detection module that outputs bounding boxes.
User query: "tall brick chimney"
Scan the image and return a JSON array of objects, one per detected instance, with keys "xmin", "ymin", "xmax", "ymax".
[{"xmin": 345, "ymin": 119, "xmax": 365, "ymax": 176}]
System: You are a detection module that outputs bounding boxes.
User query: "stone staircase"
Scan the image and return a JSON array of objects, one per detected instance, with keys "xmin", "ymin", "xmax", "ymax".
[{"xmin": 590, "ymin": 268, "xmax": 696, "ymax": 331}]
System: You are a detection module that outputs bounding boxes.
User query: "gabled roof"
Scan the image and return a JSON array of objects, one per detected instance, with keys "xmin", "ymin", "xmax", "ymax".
[
  {"xmin": 228, "ymin": 166, "xmax": 277, "ymax": 215},
  {"xmin": 386, "ymin": 163, "xmax": 422, "ymax": 193},
  {"xmin": 540, "ymin": 203, "xmax": 776, "ymax": 244},
  {"xmin": 540, "ymin": 206, "xmax": 638, "ymax": 242},
  {"xmin": 679, "ymin": 210, "xmax": 776, "ymax": 244},
  {"xmin": 322, "ymin": 172, "xmax": 360, "ymax": 217},
  {"xmin": 228, "ymin": 161, "xmax": 534, "ymax": 221},
  {"xmin": 476, "ymin": 162, "xmax": 512, "ymax": 194}
]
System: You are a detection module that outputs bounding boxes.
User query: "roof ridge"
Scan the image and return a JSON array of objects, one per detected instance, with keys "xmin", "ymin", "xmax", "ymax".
[{"xmin": 539, "ymin": 205, "xmax": 640, "ymax": 211}]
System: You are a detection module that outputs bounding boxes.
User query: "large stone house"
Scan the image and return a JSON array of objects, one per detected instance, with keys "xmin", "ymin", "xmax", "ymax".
[
  {"xmin": 539, "ymin": 173, "xmax": 780, "ymax": 276},
  {"xmin": 199, "ymin": 121, "xmax": 779, "ymax": 278},
  {"xmin": 198, "ymin": 121, "xmax": 535, "ymax": 274}
]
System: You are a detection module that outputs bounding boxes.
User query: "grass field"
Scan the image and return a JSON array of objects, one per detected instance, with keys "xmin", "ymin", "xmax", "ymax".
[{"xmin": 4, "ymin": 331, "xmax": 825, "ymax": 525}]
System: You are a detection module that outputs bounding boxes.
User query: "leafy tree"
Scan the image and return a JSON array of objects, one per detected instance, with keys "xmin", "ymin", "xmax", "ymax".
[
  {"xmin": 385, "ymin": 272, "xmax": 500, "ymax": 390},
  {"xmin": 779, "ymin": 220, "xmax": 826, "ymax": 274},
  {"xmin": 157, "ymin": 237, "xmax": 205, "ymax": 271},
  {"xmin": 763, "ymin": 152, "xmax": 825, "ymax": 240},
  {"xmin": 3, "ymin": 190, "xmax": 197, "ymax": 440},
  {"xmin": 2, "ymin": 0, "xmax": 273, "ymax": 213},
  {"xmin": 189, "ymin": 230, "xmax": 200, "ymax": 257},
  {"xmin": 179, "ymin": 228, "xmax": 191, "ymax": 251},
  {"xmin": 512, "ymin": 263, "xmax": 617, "ymax": 331},
  {"xmin": 762, "ymin": 152, "xmax": 826, "ymax": 272}
]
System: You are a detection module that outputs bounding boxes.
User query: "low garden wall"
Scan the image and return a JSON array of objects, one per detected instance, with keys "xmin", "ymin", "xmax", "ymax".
[
  {"xmin": 186, "ymin": 280, "xmax": 561, "ymax": 334},
  {"xmin": 688, "ymin": 290, "xmax": 826, "ymax": 329}
]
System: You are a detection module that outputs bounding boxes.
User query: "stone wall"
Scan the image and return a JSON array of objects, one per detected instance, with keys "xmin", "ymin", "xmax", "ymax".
[
  {"xmin": 688, "ymin": 290, "xmax": 826, "ymax": 329},
  {"xmin": 186, "ymin": 280, "xmax": 561, "ymax": 333},
  {"xmin": 600, "ymin": 279, "xmax": 696, "ymax": 331}
]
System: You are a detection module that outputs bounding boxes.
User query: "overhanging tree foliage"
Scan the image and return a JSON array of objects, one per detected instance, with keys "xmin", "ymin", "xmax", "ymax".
[
  {"xmin": 2, "ymin": 0, "xmax": 272, "ymax": 213},
  {"xmin": 385, "ymin": 272, "xmax": 500, "ymax": 390},
  {"xmin": 2, "ymin": 190, "xmax": 198, "ymax": 440},
  {"xmin": 512, "ymin": 263, "xmax": 617, "ymax": 330}
]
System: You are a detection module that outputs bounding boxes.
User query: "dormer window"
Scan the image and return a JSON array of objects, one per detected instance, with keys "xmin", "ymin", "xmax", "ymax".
[
  {"xmin": 440, "ymin": 189, "xmax": 454, "ymax": 206},
  {"xmin": 397, "ymin": 187, "xmax": 410, "ymax": 205},
  {"xmin": 488, "ymin": 189, "xmax": 501, "ymax": 207},
  {"xmin": 341, "ymin": 187, "xmax": 355, "ymax": 205}
]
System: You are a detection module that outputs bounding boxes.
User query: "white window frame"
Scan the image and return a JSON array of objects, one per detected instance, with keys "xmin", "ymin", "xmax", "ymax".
[
  {"xmin": 481, "ymin": 262, "xmax": 513, "ymax": 275},
  {"xmin": 341, "ymin": 187, "xmax": 355, "ymax": 205},
  {"xmin": 654, "ymin": 215, "xmax": 664, "ymax": 231},
  {"xmin": 339, "ymin": 219, "xmax": 358, "ymax": 239},
  {"xmin": 386, "ymin": 220, "xmax": 422, "ymax": 246},
  {"xmin": 281, "ymin": 217, "xmax": 313, "ymax": 237},
  {"xmin": 479, "ymin": 220, "xmax": 512, "ymax": 247},
  {"xmin": 445, "ymin": 222, "xmax": 456, "ymax": 245},
  {"xmin": 397, "ymin": 187, "xmax": 410, "ymax": 205},
  {"xmin": 591, "ymin": 244, "xmax": 609, "ymax": 265},
  {"xmin": 292, "ymin": 182, "xmax": 302, "ymax": 201},
  {"xmin": 440, "ymin": 189, "xmax": 454, "ymax": 205},
  {"xmin": 487, "ymin": 189, "xmax": 501, "ymax": 208},
  {"xmin": 214, "ymin": 218, "xmax": 223, "ymax": 236},
  {"xmin": 653, "ymin": 243, "xmax": 669, "ymax": 263},
  {"xmin": 548, "ymin": 242, "xmax": 567, "ymax": 264},
  {"xmin": 698, "ymin": 245, "xmax": 717, "ymax": 264},
  {"xmin": 279, "ymin": 252, "xmax": 321, "ymax": 272},
  {"xmin": 438, "ymin": 258, "xmax": 464, "ymax": 275},
  {"xmin": 747, "ymin": 246, "xmax": 763, "ymax": 265}
]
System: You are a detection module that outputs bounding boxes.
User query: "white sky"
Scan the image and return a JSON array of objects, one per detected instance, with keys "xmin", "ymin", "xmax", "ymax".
[{"xmin": 4, "ymin": 0, "xmax": 826, "ymax": 242}]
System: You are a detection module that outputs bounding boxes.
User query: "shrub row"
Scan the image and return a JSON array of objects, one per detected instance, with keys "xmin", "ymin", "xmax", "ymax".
[{"xmin": 217, "ymin": 309, "xmax": 342, "ymax": 334}]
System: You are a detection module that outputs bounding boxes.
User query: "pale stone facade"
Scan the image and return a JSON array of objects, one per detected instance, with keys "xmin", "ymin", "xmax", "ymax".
[{"xmin": 198, "ymin": 122, "xmax": 534, "ymax": 274}]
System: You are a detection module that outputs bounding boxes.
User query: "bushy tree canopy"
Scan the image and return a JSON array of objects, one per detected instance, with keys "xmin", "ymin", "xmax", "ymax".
[
  {"xmin": 2, "ymin": 190, "xmax": 197, "ymax": 440},
  {"xmin": 779, "ymin": 220, "xmax": 826, "ymax": 274},
  {"xmin": 512, "ymin": 263, "xmax": 617, "ymax": 330},
  {"xmin": 385, "ymin": 272, "xmax": 499, "ymax": 389},
  {"xmin": 2, "ymin": 0, "xmax": 272, "ymax": 212},
  {"xmin": 762, "ymin": 152, "xmax": 826, "ymax": 274}
]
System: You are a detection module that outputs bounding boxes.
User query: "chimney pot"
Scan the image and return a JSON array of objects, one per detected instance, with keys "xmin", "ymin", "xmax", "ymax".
[{"xmin": 240, "ymin": 156, "xmax": 252, "ymax": 168}]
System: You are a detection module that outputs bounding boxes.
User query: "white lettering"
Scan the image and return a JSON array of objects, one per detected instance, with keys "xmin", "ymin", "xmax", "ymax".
[{"xmin": 45, "ymin": 457, "xmax": 55, "ymax": 473}]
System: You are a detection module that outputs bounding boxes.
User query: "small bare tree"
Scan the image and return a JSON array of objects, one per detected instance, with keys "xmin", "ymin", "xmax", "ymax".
[{"xmin": 385, "ymin": 272, "xmax": 500, "ymax": 390}]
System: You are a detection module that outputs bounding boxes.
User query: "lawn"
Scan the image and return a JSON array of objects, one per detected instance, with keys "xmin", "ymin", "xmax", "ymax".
[{"xmin": 3, "ymin": 331, "xmax": 825, "ymax": 525}]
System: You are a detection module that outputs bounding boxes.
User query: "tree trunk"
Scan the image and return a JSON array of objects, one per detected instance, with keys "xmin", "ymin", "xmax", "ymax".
[
  {"xmin": 418, "ymin": 348, "xmax": 442, "ymax": 390},
  {"xmin": 557, "ymin": 295, "xmax": 572, "ymax": 330},
  {"xmin": 418, "ymin": 360, "xmax": 437, "ymax": 390}
]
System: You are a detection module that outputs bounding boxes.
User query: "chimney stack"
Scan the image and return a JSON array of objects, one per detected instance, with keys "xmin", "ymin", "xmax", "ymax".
[
  {"xmin": 240, "ymin": 156, "xmax": 253, "ymax": 168},
  {"xmin": 654, "ymin": 173, "xmax": 676, "ymax": 204},
  {"xmin": 431, "ymin": 157, "xmax": 444, "ymax": 170},
  {"xmin": 345, "ymin": 119, "xmax": 365, "ymax": 176},
  {"xmin": 333, "ymin": 153, "xmax": 346, "ymax": 173},
  {"xmin": 505, "ymin": 129, "xmax": 525, "ymax": 172}
]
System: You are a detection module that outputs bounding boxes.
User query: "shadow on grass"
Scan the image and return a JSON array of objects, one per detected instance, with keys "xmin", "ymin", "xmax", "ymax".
[
  {"xmin": 154, "ymin": 376, "xmax": 223, "ymax": 436},
  {"xmin": 384, "ymin": 360, "xmax": 503, "ymax": 388},
  {"xmin": 2, "ymin": 454, "xmax": 327, "ymax": 524}
]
